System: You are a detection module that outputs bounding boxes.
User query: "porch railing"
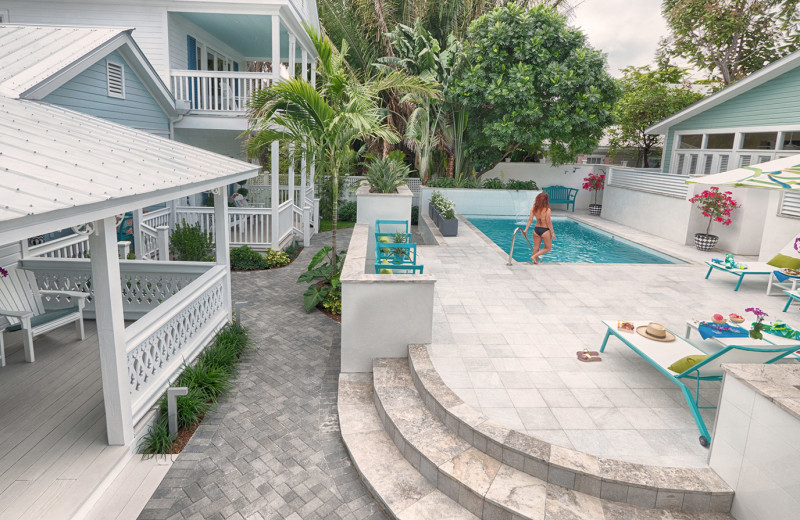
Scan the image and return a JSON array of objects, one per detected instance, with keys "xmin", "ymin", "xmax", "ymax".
[
  {"xmin": 170, "ymin": 70, "xmax": 272, "ymax": 113},
  {"xmin": 20, "ymin": 258, "xmax": 213, "ymax": 319},
  {"xmin": 126, "ymin": 264, "xmax": 228, "ymax": 423},
  {"xmin": 607, "ymin": 168, "xmax": 690, "ymax": 199},
  {"xmin": 26, "ymin": 234, "xmax": 90, "ymax": 259},
  {"xmin": 176, "ymin": 206, "xmax": 297, "ymax": 250}
]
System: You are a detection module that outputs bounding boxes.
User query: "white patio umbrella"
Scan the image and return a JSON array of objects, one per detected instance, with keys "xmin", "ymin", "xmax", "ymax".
[{"xmin": 686, "ymin": 154, "xmax": 800, "ymax": 190}]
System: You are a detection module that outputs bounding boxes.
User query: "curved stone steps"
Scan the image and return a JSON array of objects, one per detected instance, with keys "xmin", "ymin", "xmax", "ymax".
[
  {"xmin": 338, "ymin": 373, "xmax": 479, "ymax": 520},
  {"xmin": 373, "ymin": 356, "xmax": 733, "ymax": 519},
  {"xmin": 406, "ymin": 345, "xmax": 734, "ymax": 514}
]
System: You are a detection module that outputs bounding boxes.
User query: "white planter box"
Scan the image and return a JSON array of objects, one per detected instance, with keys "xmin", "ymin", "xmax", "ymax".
[{"xmin": 356, "ymin": 184, "xmax": 413, "ymax": 264}]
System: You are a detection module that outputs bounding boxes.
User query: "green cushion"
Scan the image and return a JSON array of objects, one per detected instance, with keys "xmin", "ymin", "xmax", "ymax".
[
  {"xmin": 5, "ymin": 306, "xmax": 79, "ymax": 332},
  {"xmin": 767, "ymin": 254, "xmax": 800, "ymax": 270},
  {"xmin": 668, "ymin": 355, "xmax": 709, "ymax": 374},
  {"xmin": 378, "ymin": 236, "xmax": 391, "ymax": 243}
]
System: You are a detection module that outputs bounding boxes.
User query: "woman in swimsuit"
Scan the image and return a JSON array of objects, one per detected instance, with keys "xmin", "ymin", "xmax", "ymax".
[{"xmin": 523, "ymin": 192, "xmax": 555, "ymax": 264}]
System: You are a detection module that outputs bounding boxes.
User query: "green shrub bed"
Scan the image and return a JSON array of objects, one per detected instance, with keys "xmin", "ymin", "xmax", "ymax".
[
  {"xmin": 229, "ymin": 245, "xmax": 298, "ymax": 271},
  {"xmin": 138, "ymin": 322, "xmax": 250, "ymax": 456},
  {"xmin": 425, "ymin": 177, "xmax": 538, "ymax": 191}
]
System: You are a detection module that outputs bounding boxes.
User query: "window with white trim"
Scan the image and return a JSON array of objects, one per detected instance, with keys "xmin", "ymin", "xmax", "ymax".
[
  {"xmin": 106, "ymin": 60, "xmax": 125, "ymax": 99},
  {"xmin": 584, "ymin": 156, "xmax": 604, "ymax": 164},
  {"xmin": 671, "ymin": 128, "xmax": 800, "ymax": 174}
]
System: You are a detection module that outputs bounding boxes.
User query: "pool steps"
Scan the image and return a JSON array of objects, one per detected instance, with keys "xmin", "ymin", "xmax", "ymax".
[{"xmin": 339, "ymin": 347, "xmax": 734, "ymax": 519}]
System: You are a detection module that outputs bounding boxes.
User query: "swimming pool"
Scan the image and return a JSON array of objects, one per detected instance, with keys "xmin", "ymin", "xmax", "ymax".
[{"xmin": 466, "ymin": 216, "xmax": 683, "ymax": 264}]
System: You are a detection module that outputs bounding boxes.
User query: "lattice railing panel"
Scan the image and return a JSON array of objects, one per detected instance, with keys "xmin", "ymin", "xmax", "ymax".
[{"xmin": 126, "ymin": 275, "xmax": 224, "ymax": 395}]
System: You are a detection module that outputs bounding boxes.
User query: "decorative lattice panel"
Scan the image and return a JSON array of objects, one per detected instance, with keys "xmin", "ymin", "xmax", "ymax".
[{"xmin": 127, "ymin": 279, "xmax": 224, "ymax": 394}]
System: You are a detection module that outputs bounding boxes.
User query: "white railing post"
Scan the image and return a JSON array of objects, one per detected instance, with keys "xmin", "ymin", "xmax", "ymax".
[
  {"xmin": 156, "ymin": 225, "xmax": 170, "ymax": 261},
  {"xmin": 289, "ymin": 35, "xmax": 296, "ymax": 78},
  {"xmin": 117, "ymin": 241, "xmax": 130, "ymax": 260},
  {"xmin": 313, "ymin": 199, "xmax": 320, "ymax": 236},
  {"xmin": 19, "ymin": 239, "xmax": 30, "ymax": 259},
  {"xmin": 169, "ymin": 199, "xmax": 177, "ymax": 229},
  {"xmin": 214, "ymin": 188, "xmax": 232, "ymax": 321},
  {"xmin": 132, "ymin": 208, "xmax": 143, "ymax": 259},
  {"xmin": 88, "ymin": 217, "xmax": 134, "ymax": 446},
  {"xmin": 302, "ymin": 48, "xmax": 308, "ymax": 82},
  {"xmin": 303, "ymin": 205, "xmax": 311, "ymax": 247}
]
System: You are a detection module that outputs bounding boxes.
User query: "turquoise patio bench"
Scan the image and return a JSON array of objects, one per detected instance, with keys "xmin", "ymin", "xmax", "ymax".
[
  {"xmin": 599, "ymin": 320, "xmax": 798, "ymax": 447},
  {"xmin": 542, "ymin": 185, "xmax": 578, "ymax": 212}
]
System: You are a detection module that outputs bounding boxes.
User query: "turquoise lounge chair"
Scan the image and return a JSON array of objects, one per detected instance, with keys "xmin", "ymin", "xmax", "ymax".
[{"xmin": 600, "ymin": 320, "xmax": 798, "ymax": 447}]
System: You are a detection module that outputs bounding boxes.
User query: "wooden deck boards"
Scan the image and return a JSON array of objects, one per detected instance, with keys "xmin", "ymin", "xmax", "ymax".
[{"xmin": 0, "ymin": 320, "xmax": 128, "ymax": 520}]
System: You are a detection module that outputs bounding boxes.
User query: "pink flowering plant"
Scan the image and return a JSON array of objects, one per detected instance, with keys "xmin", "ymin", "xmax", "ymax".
[
  {"xmin": 0, "ymin": 267, "xmax": 7, "ymax": 278},
  {"xmin": 582, "ymin": 173, "xmax": 605, "ymax": 204},
  {"xmin": 745, "ymin": 307, "xmax": 768, "ymax": 339},
  {"xmin": 688, "ymin": 186, "xmax": 740, "ymax": 236}
]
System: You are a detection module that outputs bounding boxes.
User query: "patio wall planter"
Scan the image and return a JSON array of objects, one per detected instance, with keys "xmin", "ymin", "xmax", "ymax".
[{"xmin": 437, "ymin": 214, "xmax": 458, "ymax": 237}]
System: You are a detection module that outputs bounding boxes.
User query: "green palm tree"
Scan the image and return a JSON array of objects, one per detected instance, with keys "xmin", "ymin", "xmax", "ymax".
[{"xmin": 246, "ymin": 27, "xmax": 437, "ymax": 260}]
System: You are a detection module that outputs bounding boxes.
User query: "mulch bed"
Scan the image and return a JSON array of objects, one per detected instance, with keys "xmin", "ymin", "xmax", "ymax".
[
  {"xmin": 170, "ymin": 418, "xmax": 202, "ymax": 454},
  {"xmin": 317, "ymin": 305, "xmax": 341, "ymax": 323}
]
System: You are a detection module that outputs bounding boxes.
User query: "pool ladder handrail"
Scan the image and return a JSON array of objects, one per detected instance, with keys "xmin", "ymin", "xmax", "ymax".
[{"xmin": 508, "ymin": 226, "xmax": 534, "ymax": 265}]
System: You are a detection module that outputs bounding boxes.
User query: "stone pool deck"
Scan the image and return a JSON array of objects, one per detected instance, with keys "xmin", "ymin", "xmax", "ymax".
[{"xmin": 421, "ymin": 211, "xmax": 797, "ymax": 468}]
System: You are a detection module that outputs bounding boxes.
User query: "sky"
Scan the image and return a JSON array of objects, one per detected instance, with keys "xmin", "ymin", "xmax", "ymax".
[{"xmin": 570, "ymin": 0, "xmax": 670, "ymax": 77}]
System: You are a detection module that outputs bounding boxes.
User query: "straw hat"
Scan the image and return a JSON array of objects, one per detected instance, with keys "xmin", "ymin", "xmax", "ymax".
[{"xmin": 635, "ymin": 322, "xmax": 675, "ymax": 342}]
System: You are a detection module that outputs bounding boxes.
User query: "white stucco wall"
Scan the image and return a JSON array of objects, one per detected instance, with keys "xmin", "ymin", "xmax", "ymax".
[
  {"xmin": 758, "ymin": 191, "xmax": 800, "ymax": 260},
  {"xmin": 419, "ymin": 187, "xmax": 541, "ymax": 218},
  {"xmin": 709, "ymin": 374, "xmax": 800, "ymax": 520},
  {"xmin": 480, "ymin": 162, "xmax": 608, "ymax": 210},
  {"xmin": 602, "ymin": 186, "xmax": 692, "ymax": 245},
  {"xmin": 340, "ymin": 224, "xmax": 435, "ymax": 373}
]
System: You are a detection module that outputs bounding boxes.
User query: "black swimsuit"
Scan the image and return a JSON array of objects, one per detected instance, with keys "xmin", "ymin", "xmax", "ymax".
[{"xmin": 533, "ymin": 226, "xmax": 550, "ymax": 237}]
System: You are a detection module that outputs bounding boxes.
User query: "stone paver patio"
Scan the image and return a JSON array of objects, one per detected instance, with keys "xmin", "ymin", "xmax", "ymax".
[
  {"xmin": 423, "ymin": 212, "xmax": 797, "ymax": 468},
  {"xmin": 139, "ymin": 229, "xmax": 387, "ymax": 520}
]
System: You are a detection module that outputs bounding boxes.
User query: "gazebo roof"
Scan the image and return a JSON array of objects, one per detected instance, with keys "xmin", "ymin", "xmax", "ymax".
[{"xmin": 0, "ymin": 97, "xmax": 259, "ymax": 244}]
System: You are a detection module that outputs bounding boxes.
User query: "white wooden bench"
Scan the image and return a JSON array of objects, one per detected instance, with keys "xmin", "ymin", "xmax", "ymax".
[{"xmin": 0, "ymin": 269, "xmax": 89, "ymax": 365}]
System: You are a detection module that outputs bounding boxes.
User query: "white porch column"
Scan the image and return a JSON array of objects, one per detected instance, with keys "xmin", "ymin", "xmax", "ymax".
[
  {"xmin": 288, "ymin": 145, "xmax": 295, "ymax": 208},
  {"xmin": 301, "ymin": 48, "xmax": 308, "ymax": 82},
  {"xmin": 213, "ymin": 188, "xmax": 232, "ymax": 319},
  {"xmin": 89, "ymin": 217, "xmax": 133, "ymax": 446},
  {"xmin": 271, "ymin": 14, "xmax": 282, "ymax": 247},
  {"xmin": 311, "ymin": 62, "xmax": 316, "ymax": 87},
  {"xmin": 132, "ymin": 208, "xmax": 144, "ymax": 259},
  {"xmin": 289, "ymin": 35, "xmax": 296, "ymax": 78},
  {"xmin": 301, "ymin": 149, "xmax": 309, "ymax": 246}
]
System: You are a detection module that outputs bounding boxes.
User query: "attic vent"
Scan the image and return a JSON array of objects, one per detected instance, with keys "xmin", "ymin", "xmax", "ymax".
[{"xmin": 106, "ymin": 61, "xmax": 125, "ymax": 99}]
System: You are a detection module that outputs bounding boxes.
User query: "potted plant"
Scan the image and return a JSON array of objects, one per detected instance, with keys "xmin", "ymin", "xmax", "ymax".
[
  {"xmin": 582, "ymin": 172, "xmax": 605, "ymax": 216},
  {"xmin": 688, "ymin": 187, "xmax": 740, "ymax": 251},
  {"xmin": 430, "ymin": 191, "xmax": 444, "ymax": 226},
  {"xmin": 364, "ymin": 152, "xmax": 410, "ymax": 194},
  {"xmin": 431, "ymin": 191, "xmax": 458, "ymax": 236}
]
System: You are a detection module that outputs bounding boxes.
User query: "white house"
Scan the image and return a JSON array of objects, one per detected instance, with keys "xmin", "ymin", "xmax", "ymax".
[
  {"xmin": 1, "ymin": 0, "xmax": 322, "ymax": 250},
  {"xmin": 0, "ymin": 22, "xmax": 275, "ymax": 517},
  {"xmin": 602, "ymin": 50, "xmax": 800, "ymax": 257}
]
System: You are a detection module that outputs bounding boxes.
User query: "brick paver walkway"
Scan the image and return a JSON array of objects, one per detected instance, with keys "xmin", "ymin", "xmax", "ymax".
[{"xmin": 139, "ymin": 229, "xmax": 386, "ymax": 520}]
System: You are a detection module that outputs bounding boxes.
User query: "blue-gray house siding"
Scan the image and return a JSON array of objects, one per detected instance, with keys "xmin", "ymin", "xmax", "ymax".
[
  {"xmin": 43, "ymin": 50, "xmax": 170, "ymax": 136},
  {"xmin": 662, "ymin": 66, "xmax": 800, "ymax": 172}
]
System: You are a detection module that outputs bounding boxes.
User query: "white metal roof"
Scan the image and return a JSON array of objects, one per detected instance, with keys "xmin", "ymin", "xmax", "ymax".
[
  {"xmin": 0, "ymin": 97, "xmax": 259, "ymax": 244},
  {"xmin": 0, "ymin": 24, "xmax": 134, "ymax": 98}
]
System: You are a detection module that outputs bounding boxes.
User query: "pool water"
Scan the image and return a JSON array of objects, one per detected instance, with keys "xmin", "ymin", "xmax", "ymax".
[{"xmin": 466, "ymin": 216, "xmax": 681, "ymax": 264}]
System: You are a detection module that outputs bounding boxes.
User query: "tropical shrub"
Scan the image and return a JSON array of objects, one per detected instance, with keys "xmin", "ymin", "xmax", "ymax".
[
  {"xmin": 432, "ymin": 191, "xmax": 456, "ymax": 220},
  {"xmin": 411, "ymin": 205, "xmax": 419, "ymax": 225},
  {"xmin": 482, "ymin": 177, "xmax": 505, "ymax": 189},
  {"xmin": 230, "ymin": 245, "xmax": 265, "ymax": 271},
  {"xmin": 263, "ymin": 249, "xmax": 291, "ymax": 268},
  {"xmin": 505, "ymin": 179, "xmax": 538, "ymax": 191},
  {"xmin": 170, "ymin": 221, "xmax": 213, "ymax": 262},
  {"xmin": 321, "ymin": 285, "xmax": 342, "ymax": 315},
  {"xmin": 338, "ymin": 200, "xmax": 357, "ymax": 222},
  {"xmin": 363, "ymin": 152, "xmax": 411, "ymax": 193},
  {"xmin": 297, "ymin": 246, "xmax": 346, "ymax": 313}
]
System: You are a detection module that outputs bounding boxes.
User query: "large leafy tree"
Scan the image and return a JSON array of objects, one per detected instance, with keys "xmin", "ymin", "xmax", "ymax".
[
  {"xmin": 247, "ymin": 28, "xmax": 435, "ymax": 261},
  {"xmin": 608, "ymin": 65, "xmax": 704, "ymax": 167},
  {"xmin": 660, "ymin": 0, "xmax": 800, "ymax": 86},
  {"xmin": 453, "ymin": 3, "xmax": 618, "ymax": 171}
]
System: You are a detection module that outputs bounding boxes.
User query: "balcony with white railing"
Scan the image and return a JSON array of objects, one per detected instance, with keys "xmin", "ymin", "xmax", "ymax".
[{"xmin": 171, "ymin": 71, "xmax": 272, "ymax": 114}]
